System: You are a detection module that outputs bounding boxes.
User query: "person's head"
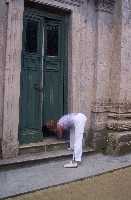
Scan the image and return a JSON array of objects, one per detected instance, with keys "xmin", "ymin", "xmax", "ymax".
[{"xmin": 45, "ymin": 120, "xmax": 64, "ymax": 139}]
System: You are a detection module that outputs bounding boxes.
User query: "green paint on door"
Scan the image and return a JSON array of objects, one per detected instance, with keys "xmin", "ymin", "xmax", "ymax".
[{"xmin": 19, "ymin": 8, "xmax": 68, "ymax": 144}]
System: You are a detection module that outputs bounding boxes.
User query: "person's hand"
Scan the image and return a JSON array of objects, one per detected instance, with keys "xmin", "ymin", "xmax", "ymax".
[{"xmin": 56, "ymin": 125, "xmax": 64, "ymax": 139}]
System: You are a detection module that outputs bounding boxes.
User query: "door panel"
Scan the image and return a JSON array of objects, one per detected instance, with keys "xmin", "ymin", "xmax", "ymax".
[
  {"xmin": 43, "ymin": 20, "xmax": 64, "ymax": 127},
  {"xmin": 43, "ymin": 60, "xmax": 63, "ymax": 123},
  {"xmin": 19, "ymin": 17, "xmax": 43, "ymax": 144},
  {"xmin": 22, "ymin": 56, "xmax": 42, "ymax": 129}
]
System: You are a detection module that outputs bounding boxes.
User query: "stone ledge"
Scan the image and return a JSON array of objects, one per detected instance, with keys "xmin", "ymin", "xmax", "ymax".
[
  {"xmin": 107, "ymin": 131, "xmax": 131, "ymax": 143},
  {"xmin": 106, "ymin": 131, "xmax": 131, "ymax": 155}
]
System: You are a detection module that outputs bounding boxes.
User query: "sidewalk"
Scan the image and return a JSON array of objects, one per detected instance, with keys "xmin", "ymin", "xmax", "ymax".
[
  {"xmin": 6, "ymin": 166, "xmax": 131, "ymax": 200},
  {"xmin": 1, "ymin": 153, "xmax": 131, "ymax": 199}
]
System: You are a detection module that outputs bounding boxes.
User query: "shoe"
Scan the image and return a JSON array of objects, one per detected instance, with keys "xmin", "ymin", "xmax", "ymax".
[{"xmin": 64, "ymin": 161, "xmax": 78, "ymax": 168}]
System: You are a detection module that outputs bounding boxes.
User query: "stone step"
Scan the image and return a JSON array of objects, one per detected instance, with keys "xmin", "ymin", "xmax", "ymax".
[
  {"xmin": 0, "ymin": 147, "xmax": 94, "ymax": 169},
  {"xmin": 19, "ymin": 138, "xmax": 69, "ymax": 155}
]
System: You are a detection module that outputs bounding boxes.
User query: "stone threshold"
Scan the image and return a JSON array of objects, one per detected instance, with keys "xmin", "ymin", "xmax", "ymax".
[
  {"xmin": 19, "ymin": 137, "xmax": 70, "ymax": 155},
  {"xmin": 0, "ymin": 146, "xmax": 94, "ymax": 169}
]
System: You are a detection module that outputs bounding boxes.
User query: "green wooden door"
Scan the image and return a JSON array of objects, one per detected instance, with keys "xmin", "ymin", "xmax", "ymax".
[{"xmin": 19, "ymin": 10, "xmax": 67, "ymax": 144}]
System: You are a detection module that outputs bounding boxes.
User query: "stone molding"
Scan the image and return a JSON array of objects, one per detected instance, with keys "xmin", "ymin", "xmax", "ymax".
[
  {"xmin": 107, "ymin": 119, "xmax": 131, "ymax": 131},
  {"xmin": 92, "ymin": 102, "xmax": 131, "ymax": 113},
  {"xmin": 107, "ymin": 112, "xmax": 131, "ymax": 131},
  {"xmin": 54, "ymin": 0, "xmax": 83, "ymax": 7},
  {"xmin": 28, "ymin": 0, "xmax": 83, "ymax": 7},
  {"xmin": 95, "ymin": 0, "xmax": 116, "ymax": 13}
]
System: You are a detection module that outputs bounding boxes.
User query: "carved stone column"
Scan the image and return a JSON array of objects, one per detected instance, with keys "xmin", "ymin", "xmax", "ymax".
[
  {"xmin": 106, "ymin": 0, "xmax": 131, "ymax": 155},
  {"xmin": 2, "ymin": 0, "xmax": 24, "ymax": 158},
  {"xmin": 91, "ymin": 0, "xmax": 116, "ymax": 150}
]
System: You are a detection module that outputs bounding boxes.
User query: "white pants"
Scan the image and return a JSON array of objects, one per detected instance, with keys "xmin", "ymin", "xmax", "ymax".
[{"xmin": 69, "ymin": 113, "xmax": 87, "ymax": 162}]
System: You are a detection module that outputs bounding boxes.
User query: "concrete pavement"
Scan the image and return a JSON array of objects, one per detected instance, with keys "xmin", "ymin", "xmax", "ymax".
[
  {"xmin": 6, "ymin": 166, "xmax": 131, "ymax": 200},
  {"xmin": 1, "ymin": 153, "xmax": 131, "ymax": 199}
]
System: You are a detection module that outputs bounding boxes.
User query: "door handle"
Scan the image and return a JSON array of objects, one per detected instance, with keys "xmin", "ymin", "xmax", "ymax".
[{"xmin": 34, "ymin": 83, "xmax": 43, "ymax": 92}]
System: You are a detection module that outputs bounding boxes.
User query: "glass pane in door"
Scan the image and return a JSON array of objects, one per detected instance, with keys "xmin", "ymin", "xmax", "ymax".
[
  {"xmin": 46, "ymin": 24, "xmax": 58, "ymax": 57},
  {"xmin": 25, "ymin": 20, "xmax": 38, "ymax": 53}
]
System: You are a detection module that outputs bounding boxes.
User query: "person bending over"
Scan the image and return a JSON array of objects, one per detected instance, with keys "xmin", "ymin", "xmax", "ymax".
[{"xmin": 57, "ymin": 113, "xmax": 87, "ymax": 168}]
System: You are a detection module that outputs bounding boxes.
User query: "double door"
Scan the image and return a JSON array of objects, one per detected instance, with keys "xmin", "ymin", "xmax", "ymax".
[{"xmin": 19, "ymin": 9, "xmax": 67, "ymax": 144}]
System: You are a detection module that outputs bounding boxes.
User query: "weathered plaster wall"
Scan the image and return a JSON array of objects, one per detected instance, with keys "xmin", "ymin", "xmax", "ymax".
[
  {"xmin": 0, "ymin": 0, "xmax": 7, "ymax": 157},
  {"xmin": 109, "ymin": 0, "xmax": 131, "ymax": 107},
  {"xmin": 2, "ymin": 0, "xmax": 24, "ymax": 159},
  {"xmin": 95, "ymin": 12, "xmax": 114, "ymax": 105},
  {"xmin": 90, "ymin": 1, "xmax": 116, "ymax": 151},
  {"xmin": 109, "ymin": 0, "xmax": 121, "ymax": 105},
  {"xmin": 120, "ymin": 0, "xmax": 131, "ymax": 104},
  {"xmin": 79, "ymin": 0, "xmax": 96, "ymax": 131},
  {"xmin": 69, "ymin": 6, "xmax": 81, "ymax": 112},
  {"xmin": 67, "ymin": 0, "xmax": 97, "ymax": 146}
]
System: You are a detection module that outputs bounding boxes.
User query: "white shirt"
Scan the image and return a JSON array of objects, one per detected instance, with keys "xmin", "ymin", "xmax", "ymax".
[
  {"xmin": 57, "ymin": 113, "xmax": 80, "ymax": 129},
  {"xmin": 57, "ymin": 113, "xmax": 86, "ymax": 129}
]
